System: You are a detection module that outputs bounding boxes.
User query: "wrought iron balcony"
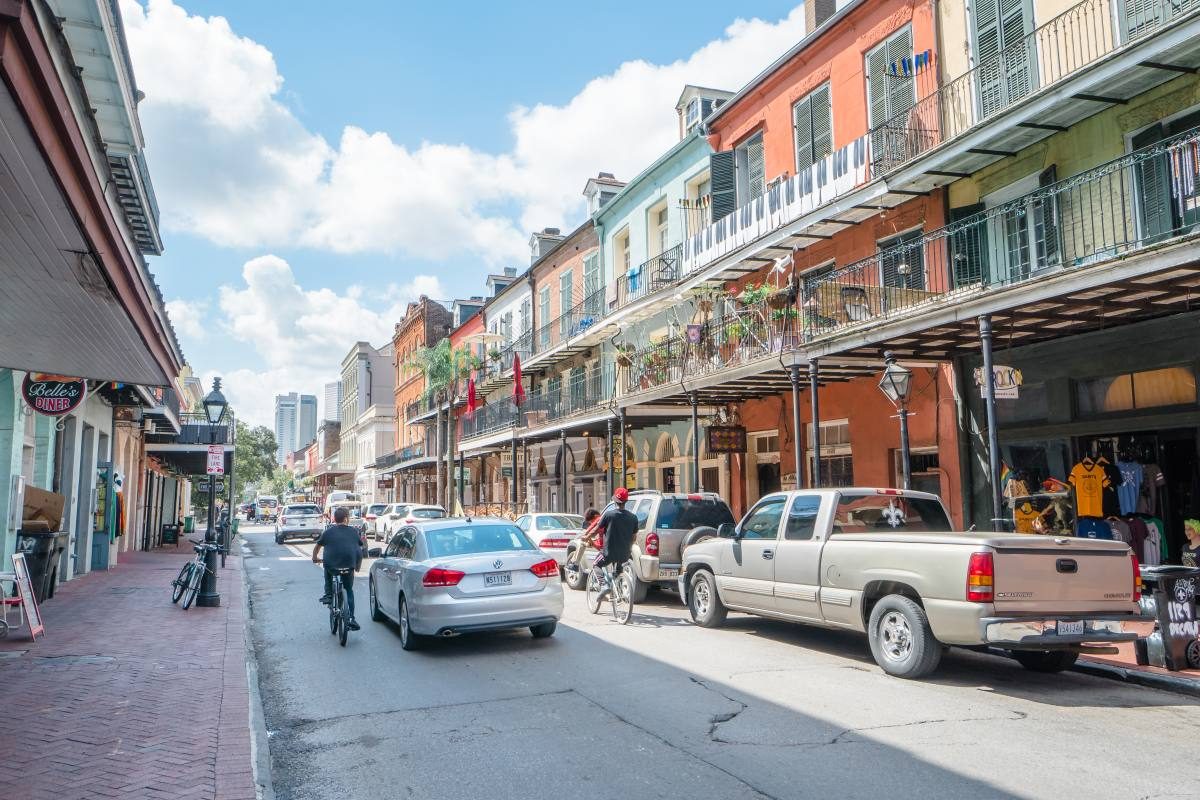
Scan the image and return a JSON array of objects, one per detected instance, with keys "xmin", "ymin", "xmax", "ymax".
[
  {"xmin": 869, "ymin": 0, "xmax": 1200, "ymax": 175},
  {"xmin": 459, "ymin": 400, "xmax": 520, "ymax": 440},
  {"xmin": 534, "ymin": 287, "xmax": 607, "ymax": 353},
  {"xmin": 147, "ymin": 411, "xmax": 234, "ymax": 445},
  {"xmin": 803, "ymin": 125, "xmax": 1200, "ymax": 341},
  {"xmin": 614, "ymin": 245, "xmax": 683, "ymax": 309},
  {"xmin": 521, "ymin": 364, "xmax": 615, "ymax": 429}
]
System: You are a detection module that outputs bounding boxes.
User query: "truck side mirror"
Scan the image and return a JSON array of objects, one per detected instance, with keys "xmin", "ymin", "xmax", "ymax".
[{"xmin": 717, "ymin": 523, "xmax": 737, "ymax": 539}]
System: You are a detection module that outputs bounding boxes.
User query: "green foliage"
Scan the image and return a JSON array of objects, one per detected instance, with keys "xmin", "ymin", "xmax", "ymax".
[{"xmin": 413, "ymin": 339, "xmax": 476, "ymax": 398}]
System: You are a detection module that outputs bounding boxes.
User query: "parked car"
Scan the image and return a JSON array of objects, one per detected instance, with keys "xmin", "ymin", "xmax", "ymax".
[
  {"xmin": 366, "ymin": 517, "xmax": 563, "ymax": 650},
  {"xmin": 275, "ymin": 503, "xmax": 324, "ymax": 544},
  {"xmin": 564, "ymin": 490, "xmax": 735, "ymax": 601},
  {"xmin": 679, "ymin": 488, "xmax": 1143, "ymax": 679},
  {"xmin": 376, "ymin": 504, "xmax": 410, "ymax": 542},
  {"xmin": 256, "ymin": 496, "xmax": 279, "ymax": 522},
  {"xmin": 515, "ymin": 513, "xmax": 584, "ymax": 568},
  {"xmin": 322, "ymin": 491, "xmax": 360, "ymax": 519},
  {"xmin": 362, "ymin": 503, "xmax": 390, "ymax": 536}
]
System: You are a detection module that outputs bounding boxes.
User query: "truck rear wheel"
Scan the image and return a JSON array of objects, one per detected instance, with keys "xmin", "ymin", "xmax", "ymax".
[
  {"xmin": 867, "ymin": 595, "xmax": 942, "ymax": 679},
  {"xmin": 688, "ymin": 570, "xmax": 727, "ymax": 628},
  {"xmin": 1012, "ymin": 650, "xmax": 1079, "ymax": 673}
]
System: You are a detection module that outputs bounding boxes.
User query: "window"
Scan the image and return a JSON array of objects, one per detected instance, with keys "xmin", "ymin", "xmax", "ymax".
[
  {"xmin": 423, "ymin": 524, "xmax": 535, "ymax": 558},
  {"xmin": 536, "ymin": 514, "xmax": 583, "ymax": 530},
  {"xmin": 833, "ymin": 494, "xmax": 952, "ymax": 533},
  {"xmin": 878, "ymin": 229, "xmax": 926, "ymax": 290},
  {"xmin": 866, "ymin": 26, "xmax": 916, "ymax": 171},
  {"xmin": 755, "ymin": 433, "xmax": 780, "ymax": 455},
  {"xmin": 785, "ymin": 495, "xmax": 822, "ymax": 540},
  {"xmin": 734, "ymin": 132, "xmax": 765, "ymax": 206},
  {"xmin": 701, "ymin": 466, "xmax": 719, "ymax": 493},
  {"xmin": 809, "ymin": 419, "xmax": 853, "ymax": 487},
  {"xmin": 650, "ymin": 204, "xmax": 670, "ymax": 256},
  {"xmin": 520, "ymin": 298, "xmax": 532, "ymax": 335},
  {"xmin": 538, "ymin": 287, "xmax": 551, "ymax": 349},
  {"xmin": 972, "ymin": 0, "xmax": 1035, "ymax": 119},
  {"xmin": 388, "ymin": 529, "xmax": 416, "ymax": 559},
  {"xmin": 558, "ymin": 270, "xmax": 574, "ymax": 338},
  {"xmin": 515, "ymin": 515, "xmax": 530, "ymax": 531},
  {"xmin": 655, "ymin": 498, "xmax": 735, "ymax": 530},
  {"xmin": 793, "ymin": 83, "xmax": 832, "ymax": 174},
  {"xmin": 583, "ymin": 253, "xmax": 601, "ymax": 315},
  {"xmin": 739, "ymin": 497, "xmax": 786, "ymax": 540},
  {"xmin": 1076, "ymin": 367, "xmax": 1196, "ymax": 415}
]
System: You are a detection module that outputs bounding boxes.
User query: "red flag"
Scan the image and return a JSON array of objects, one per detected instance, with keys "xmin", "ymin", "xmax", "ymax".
[
  {"xmin": 466, "ymin": 376, "xmax": 478, "ymax": 416},
  {"xmin": 513, "ymin": 353, "xmax": 526, "ymax": 406}
]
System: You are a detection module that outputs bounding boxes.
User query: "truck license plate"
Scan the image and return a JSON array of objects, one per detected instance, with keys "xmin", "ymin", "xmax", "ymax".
[
  {"xmin": 484, "ymin": 572, "xmax": 512, "ymax": 587},
  {"xmin": 1056, "ymin": 620, "xmax": 1085, "ymax": 636},
  {"xmin": 658, "ymin": 568, "xmax": 679, "ymax": 579}
]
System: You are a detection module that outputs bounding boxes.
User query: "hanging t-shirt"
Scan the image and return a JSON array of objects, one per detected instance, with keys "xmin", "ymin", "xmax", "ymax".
[
  {"xmin": 1115, "ymin": 461, "xmax": 1143, "ymax": 516},
  {"xmin": 1075, "ymin": 518, "xmax": 1114, "ymax": 540},
  {"xmin": 1107, "ymin": 518, "xmax": 1132, "ymax": 544},
  {"xmin": 1125, "ymin": 517, "xmax": 1149, "ymax": 559},
  {"xmin": 1143, "ymin": 524, "xmax": 1162, "ymax": 567},
  {"xmin": 1099, "ymin": 458, "xmax": 1122, "ymax": 518},
  {"xmin": 1138, "ymin": 464, "xmax": 1166, "ymax": 515},
  {"xmin": 1069, "ymin": 460, "xmax": 1109, "ymax": 518},
  {"xmin": 1143, "ymin": 517, "xmax": 1168, "ymax": 563}
]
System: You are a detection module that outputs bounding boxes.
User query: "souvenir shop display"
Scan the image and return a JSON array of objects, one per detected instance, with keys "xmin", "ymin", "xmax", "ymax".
[{"xmin": 1005, "ymin": 473, "xmax": 1075, "ymax": 536}]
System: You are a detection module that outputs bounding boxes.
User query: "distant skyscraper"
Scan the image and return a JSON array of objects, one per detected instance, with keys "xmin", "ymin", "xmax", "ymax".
[
  {"xmin": 274, "ymin": 393, "xmax": 299, "ymax": 465},
  {"xmin": 298, "ymin": 394, "xmax": 317, "ymax": 448},
  {"xmin": 323, "ymin": 381, "xmax": 342, "ymax": 422}
]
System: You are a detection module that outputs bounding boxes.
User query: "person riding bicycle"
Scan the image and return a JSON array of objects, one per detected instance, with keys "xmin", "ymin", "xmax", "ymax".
[
  {"xmin": 592, "ymin": 488, "xmax": 637, "ymax": 594},
  {"xmin": 313, "ymin": 506, "xmax": 363, "ymax": 631}
]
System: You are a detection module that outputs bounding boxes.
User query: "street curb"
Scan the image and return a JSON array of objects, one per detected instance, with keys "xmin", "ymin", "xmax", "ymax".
[
  {"xmin": 1074, "ymin": 659, "xmax": 1200, "ymax": 699},
  {"xmin": 241, "ymin": 546, "xmax": 277, "ymax": 800}
]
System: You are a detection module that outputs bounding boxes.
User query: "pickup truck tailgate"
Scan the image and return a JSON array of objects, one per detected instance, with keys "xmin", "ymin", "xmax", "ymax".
[{"xmin": 990, "ymin": 537, "xmax": 1138, "ymax": 615}]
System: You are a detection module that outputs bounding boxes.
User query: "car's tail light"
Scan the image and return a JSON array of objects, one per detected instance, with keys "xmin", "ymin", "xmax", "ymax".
[
  {"xmin": 366, "ymin": 514, "xmax": 376, "ymax": 520},
  {"xmin": 966, "ymin": 552, "xmax": 994, "ymax": 602},
  {"xmin": 422, "ymin": 567, "xmax": 465, "ymax": 587},
  {"xmin": 530, "ymin": 559, "xmax": 558, "ymax": 578},
  {"xmin": 539, "ymin": 537, "xmax": 570, "ymax": 549},
  {"xmin": 1131, "ymin": 554, "xmax": 1142, "ymax": 602},
  {"xmin": 646, "ymin": 532, "xmax": 660, "ymax": 557}
]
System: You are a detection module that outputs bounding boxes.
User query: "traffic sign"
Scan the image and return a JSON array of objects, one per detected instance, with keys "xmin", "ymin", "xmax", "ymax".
[{"xmin": 206, "ymin": 445, "xmax": 224, "ymax": 475}]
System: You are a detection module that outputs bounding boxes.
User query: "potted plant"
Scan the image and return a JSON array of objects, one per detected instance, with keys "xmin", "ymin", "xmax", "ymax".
[
  {"xmin": 487, "ymin": 347, "xmax": 502, "ymax": 362},
  {"xmin": 615, "ymin": 343, "xmax": 635, "ymax": 368},
  {"xmin": 736, "ymin": 282, "xmax": 770, "ymax": 308}
]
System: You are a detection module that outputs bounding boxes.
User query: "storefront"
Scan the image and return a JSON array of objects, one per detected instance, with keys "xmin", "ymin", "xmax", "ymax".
[{"xmin": 961, "ymin": 313, "xmax": 1200, "ymax": 563}]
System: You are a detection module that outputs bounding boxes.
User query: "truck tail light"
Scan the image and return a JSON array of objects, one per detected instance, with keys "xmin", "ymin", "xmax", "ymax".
[
  {"xmin": 1131, "ymin": 554, "xmax": 1142, "ymax": 602},
  {"xmin": 966, "ymin": 552, "xmax": 994, "ymax": 602},
  {"xmin": 422, "ymin": 567, "xmax": 465, "ymax": 587},
  {"xmin": 646, "ymin": 532, "xmax": 660, "ymax": 557},
  {"xmin": 530, "ymin": 559, "xmax": 559, "ymax": 578}
]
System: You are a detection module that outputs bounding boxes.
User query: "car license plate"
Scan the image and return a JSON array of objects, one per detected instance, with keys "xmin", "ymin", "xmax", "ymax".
[
  {"xmin": 658, "ymin": 568, "xmax": 679, "ymax": 579},
  {"xmin": 484, "ymin": 572, "xmax": 512, "ymax": 587},
  {"xmin": 1056, "ymin": 620, "xmax": 1085, "ymax": 636}
]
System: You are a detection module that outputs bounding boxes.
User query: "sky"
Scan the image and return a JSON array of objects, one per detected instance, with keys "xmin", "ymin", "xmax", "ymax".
[{"xmin": 123, "ymin": 0, "xmax": 808, "ymax": 427}]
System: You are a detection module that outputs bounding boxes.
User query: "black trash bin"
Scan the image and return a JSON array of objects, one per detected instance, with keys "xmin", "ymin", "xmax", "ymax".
[
  {"xmin": 161, "ymin": 523, "xmax": 181, "ymax": 546},
  {"xmin": 1135, "ymin": 564, "xmax": 1200, "ymax": 671},
  {"xmin": 15, "ymin": 530, "xmax": 69, "ymax": 603}
]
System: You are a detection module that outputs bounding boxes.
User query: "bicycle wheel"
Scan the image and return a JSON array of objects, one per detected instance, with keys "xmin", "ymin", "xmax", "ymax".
[
  {"xmin": 180, "ymin": 563, "xmax": 201, "ymax": 609},
  {"xmin": 585, "ymin": 567, "xmax": 603, "ymax": 614},
  {"xmin": 329, "ymin": 597, "xmax": 339, "ymax": 635},
  {"xmin": 338, "ymin": 595, "xmax": 348, "ymax": 647},
  {"xmin": 171, "ymin": 562, "xmax": 191, "ymax": 604},
  {"xmin": 613, "ymin": 565, "xmax": 633, "ymax": 625}
]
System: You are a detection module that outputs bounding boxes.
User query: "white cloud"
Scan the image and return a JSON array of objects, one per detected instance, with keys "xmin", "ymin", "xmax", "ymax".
[
  {"xmin": 164, "ymin": 297, "xmax": 208, "ymax": 340},
  {"xmin": 212, "ymin": 255, "xmax": 443, "ymax": 426},
  {"xmin": 121, "ymin": 0, "xmax": 805, "ymax": 263}
]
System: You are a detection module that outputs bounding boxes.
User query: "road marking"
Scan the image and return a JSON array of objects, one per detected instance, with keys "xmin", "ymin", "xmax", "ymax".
[{"xmin": 278, "ymin": 557, "xmax": 309, "ymax": 561}]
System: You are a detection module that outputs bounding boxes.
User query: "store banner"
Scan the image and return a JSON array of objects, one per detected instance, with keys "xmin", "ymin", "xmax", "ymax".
[
  {"xmin": 973, "ymin": 365, "xmax": 1022, "ymax": 399},
  {"xmin": 21, "ymin": 373, "xmax": 87, "ymax": 416}
]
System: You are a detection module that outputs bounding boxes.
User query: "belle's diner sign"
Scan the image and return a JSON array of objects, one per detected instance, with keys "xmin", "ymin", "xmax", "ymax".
[{"xmin": 21, "ymin": 373, "xmax": 87, "ymax": 416}]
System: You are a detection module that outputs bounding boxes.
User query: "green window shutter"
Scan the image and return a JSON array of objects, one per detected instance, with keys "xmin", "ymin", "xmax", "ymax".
[
  {"xmin": 1131, "ymin": 123, "xmax": 1175, "ymax": 243},
  {"xmin": 1000, "ymin": 0, "xmax": 1035, "ymax": 106},
  {"xmin": 884, "ymin": 27, "xmax": 915, "ymax": 119},
  {"xmin": 746, "ymin": 135, "xmax": 765, "ymax": 200},
  {"xmin": 811, "ymin": 84, "xmax": 833, "ymax": 165},
  {"xmin": 949, "ymin": 204, "xmax": 988, "ymax": 287},
  {"xmin": 973, "ymin": 0, "xmax": 1005, "ymax": 118},
  {"xmin": 793, "ymin": 95, "xmax": 814, "ymax": 174},
  {"xmin": 865, "ymin": 42, "xmax": 889, "ymax": 128},
  {"xmin": 1035, "ymin": 166, "xmax": 1060, "ymax": 267},
  {"xmin": 709, "ymin": 151, "xmax": 738, "ymax": 222}
]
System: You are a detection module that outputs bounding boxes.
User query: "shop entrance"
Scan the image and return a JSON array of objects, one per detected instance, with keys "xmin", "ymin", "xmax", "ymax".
[{"xmin": 757, "ymin": 462, "xmax": 781, "ymax": 497}]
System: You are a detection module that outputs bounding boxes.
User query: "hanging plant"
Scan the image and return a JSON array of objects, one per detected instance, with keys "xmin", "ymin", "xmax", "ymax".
[
  {"xmin": 771, "ymin": 307, "xmax": 800, "ymax": 322},
  {"xmin": 487, "ymin": 347, "xmax": 502, "ymax": 362},
  {"xmin": 615, "ymin": 344, "xmax": 635, "ymax": 368},
  {"xmin": 736, "ymin": 282, "xmax": 770, "ymax": 307}
]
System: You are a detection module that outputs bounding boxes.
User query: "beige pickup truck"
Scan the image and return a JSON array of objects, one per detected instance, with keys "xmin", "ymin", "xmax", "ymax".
[{"xmin": 679, "ymin": 488, "xmax": 1143, "ymax": 679}]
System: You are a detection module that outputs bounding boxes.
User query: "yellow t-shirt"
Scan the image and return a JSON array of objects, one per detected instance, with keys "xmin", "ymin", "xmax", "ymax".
[
  {"xmin": 1069, "ymin": 461, "xmax": 1109, "ymax": 518},
  {"xmin": 1013, "ymin": 501, "xmax": 1043, "ymax": 534}
]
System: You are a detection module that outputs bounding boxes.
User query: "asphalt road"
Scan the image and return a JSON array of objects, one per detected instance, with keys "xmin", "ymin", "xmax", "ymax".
[{"xmin": 239, "ymin": 525, "xmax": 1200, "ymax": 800}]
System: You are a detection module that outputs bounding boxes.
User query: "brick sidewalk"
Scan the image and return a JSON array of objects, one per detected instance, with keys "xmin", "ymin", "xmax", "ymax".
[{"xmin": 0, "ymin": 547, "xmax": 257, "ymax": 800}]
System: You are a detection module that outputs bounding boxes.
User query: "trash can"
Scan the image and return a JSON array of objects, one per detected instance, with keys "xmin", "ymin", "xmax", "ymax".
[
  {"xmin": 183, "ymin": 516, "xmax": 195, "ymax": 534},
  {"xmin": 161, "ymin": 523, "xmax": 182, "ymax": 546},
  {"xmin": 231, "ymin": 519, "xmax": 239, "ymax": 538},
  {"xmin": 1135, "ymin": 565, "xmax": 1200, "ymax": 671},
  {"xmin": 15, "ymin": 530, "xmax": 69, "ymax": 603}
]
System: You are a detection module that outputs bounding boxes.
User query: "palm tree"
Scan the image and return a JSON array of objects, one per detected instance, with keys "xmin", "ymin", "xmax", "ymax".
[{"xmin": 412, "ymin": 340, "xmax": 474, "ymax": 509}]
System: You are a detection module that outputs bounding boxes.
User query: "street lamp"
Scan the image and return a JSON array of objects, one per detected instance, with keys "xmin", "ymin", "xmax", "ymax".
[
  {"xmin": 198, "ymin": 377, "xmax": 228, "ymax": 607},
  {"xmin": 878, "ymin": 352, "xmax": 913, "ymax": 490}
]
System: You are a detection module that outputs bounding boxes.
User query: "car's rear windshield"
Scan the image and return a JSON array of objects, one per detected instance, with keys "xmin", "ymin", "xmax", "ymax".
[
  {"xmin": 258, "ymin": 499, "xmax": 277, "ymax": 507},
  {"xmin": 284, "ymin": 505, "xmax": 320, "ymax": 515},
  {"xmin": 368, "ymin": 504, "xmax": 389, "ymax": 514},
  {"xmin": 833, "ymin": 494, "xmax": 952, "ymax": 533},
  {"xmin": 423, "ymin": 525, "xmax": 536, "ymax": 558},
  {"xmin": 655, "ymin": 498, "xmax": 735, "ymax": 530},
  {"xmin": 537, "ymin": 514, "xmax": 582, "ymax": 530},
  {"xmin": 412, "ymin": 508, "xmax": 445, "ymax": 519}
]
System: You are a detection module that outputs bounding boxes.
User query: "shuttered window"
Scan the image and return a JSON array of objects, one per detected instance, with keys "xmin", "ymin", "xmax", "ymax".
[
  {"xmin": 793, "ymin": 83, "xmax": 833, "ymax": 174},
  {"xmin": 741, "ymin": 134, "xmax": 765, "ymax": 202},
  {"xmin": 538, "ymin": 287, "xmax": 551, "ymax": 349},
  {"xmin": 972, "ymin": 0, "xmax": 1035, "ymax": 119},
  {"xmin": 878, "ymin": 229, "xmax": 925, "ymax": 290},
  {"xmin": 558, "ymin": 270, "xmax": 573, "ymax": 338},
  {"xmin": 582, "ymin": 253, "xmax": 601, "ymax": 315},
  {"xmin": 709, "ymin": 150, "xmax": 738, "ymax": 222},
  {"xmin": 866, "ymin": 26, "xmax": 916, "ymax": 172},
  {"xmin": 1132, "ymin": 123, "xmax": 1175, "ymax": 243}
]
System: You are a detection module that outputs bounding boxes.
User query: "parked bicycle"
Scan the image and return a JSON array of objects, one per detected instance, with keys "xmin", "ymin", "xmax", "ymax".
[
  {"xmin": 171, "ymin": 538, "xmax": 221, "ymax": 610},
  {"xmin": 586, "ymin": 558, "xmax": 634, "ymax": 624},
  {"xmin": 326, "ymin": 566, "xmax": 353, "ymax": 646}
]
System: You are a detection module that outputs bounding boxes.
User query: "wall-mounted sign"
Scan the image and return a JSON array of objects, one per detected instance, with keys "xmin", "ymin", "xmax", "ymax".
[
  {"xmin": 21, "ymin": 373, "xmax": 87, "ymax": 416},
  {"xmin": 973, "ymin": 365, "xmax": 1022, "ymax": 399},
  {"xmin": 707, "ymin": 425, "xmax": 747, "ymax": 454}
]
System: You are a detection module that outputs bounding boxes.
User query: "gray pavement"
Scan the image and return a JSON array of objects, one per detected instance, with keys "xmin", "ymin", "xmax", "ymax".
[{"xmin": 239, "ymin": 526, "xmax": 1200, "ymax": 800}]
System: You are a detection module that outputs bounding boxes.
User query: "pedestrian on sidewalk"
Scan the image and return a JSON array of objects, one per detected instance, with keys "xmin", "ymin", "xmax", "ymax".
[
  {"xmin": 1182, "ymin": 519, "xmax": 1200, "ymax": 567},
  {"xmin": 313, "ymin": 507, "xmax": 363, "ymax": 630}
]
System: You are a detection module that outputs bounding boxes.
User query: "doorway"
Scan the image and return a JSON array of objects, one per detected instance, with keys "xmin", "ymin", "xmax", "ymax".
[
  {"xmin": 757, "ymin": 462, "xmax": 781, "ymax": 497},
  {"xmin": 662, "ymin": 466, "xmax": 676, "ymax": 493}
]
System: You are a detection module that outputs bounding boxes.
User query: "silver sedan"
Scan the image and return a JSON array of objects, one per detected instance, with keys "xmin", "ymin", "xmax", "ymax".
[{"xmin": 366, "ymin": 518, "xmax": 563, "ymax": 650}]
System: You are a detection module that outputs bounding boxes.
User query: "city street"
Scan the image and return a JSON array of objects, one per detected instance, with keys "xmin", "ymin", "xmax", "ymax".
[{"xmin": 240, "ymin": 526, "xmax": 1200, "ymax": 800}]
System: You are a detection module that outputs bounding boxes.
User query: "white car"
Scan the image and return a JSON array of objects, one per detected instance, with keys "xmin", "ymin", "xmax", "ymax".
[
  {"xmin": 363, "ymin": 503, "xmax": 390, "ymax": 536},
  {"xmin": 378, "ymin": 504, "xmax": 447, "ymax": 542},
  {"xmin": 515, "ymin": 513, "xmax": 584, "ymax": 567}
]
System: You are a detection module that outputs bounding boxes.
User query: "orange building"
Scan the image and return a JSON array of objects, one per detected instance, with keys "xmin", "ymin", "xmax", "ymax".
[{"xmin": 389, "ymin": 296, "xmax": 453, "ymax": 503}]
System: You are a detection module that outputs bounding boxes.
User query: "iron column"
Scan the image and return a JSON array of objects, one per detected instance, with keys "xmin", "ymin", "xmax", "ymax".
[{"xmin": 979, "ymin": 315, "xmax": 1004, "ymax": 531}]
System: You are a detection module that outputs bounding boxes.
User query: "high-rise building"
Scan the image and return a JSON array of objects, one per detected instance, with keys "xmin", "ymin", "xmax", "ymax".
[
  {"xmin": 323, "ymin": 381, "xmax": 342, "ymax": 422},
  {"xmin": 298, "ymin": 394, "xmax": 317, "ymax": 448},
  {"xmin": 274, "ymin": 393, "xmax": 299, "ymax": 465}
]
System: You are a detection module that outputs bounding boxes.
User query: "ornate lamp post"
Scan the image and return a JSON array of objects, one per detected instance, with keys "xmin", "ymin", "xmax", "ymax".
[
  {"xmin": 198, "ymin": 377, "xmax": 228, "ymax": 607},
  {"xmin": 878, "ymin": 352, "xmax": 913, "ymax": 490}
]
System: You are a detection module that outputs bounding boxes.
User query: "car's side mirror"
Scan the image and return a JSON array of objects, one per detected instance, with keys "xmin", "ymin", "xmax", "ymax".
[
  {"xmin": 717, "ymin": 523, "xmax": 737, "ymax": 539},
  {"xmin": 367, "ymin": 547, "xmax": 382, "ymax": 558}
]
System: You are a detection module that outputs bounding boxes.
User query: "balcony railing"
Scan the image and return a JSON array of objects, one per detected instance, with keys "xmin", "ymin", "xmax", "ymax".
[
  {"xmin": 871, "ymin": 0, "xmax": 1200, "ymax": 175},
  {"xmin": 622, "ymin": 304, "xmax": 801, "ymax": 396},
  {"xmin": 163, "ymin": 411, "xmax": 235, "ymax": 445},
  {"xmin": 534, "ymin": 287, "xmax": 608, "ymax": 353},
  {"xmin": 521, "ymin": 364, "xmax": 616, "ymax": 429},
  {"xmin": 803, "ymin": 125, "xmax": 1200, "ymax": 341},
  {"xmin": 482, "ymin": 332, "xmax": 533, "ymax": 380},
  {"xmin": 399, "ymin": 442, "xmax": 426, "ymax": 462},
  {"xmin": 460, "ymin": 400, "xmax": 520, "ymax": 440},
  {"xmin": 615, "ymin": 245, "xmax": 683, "ymax": 308}
]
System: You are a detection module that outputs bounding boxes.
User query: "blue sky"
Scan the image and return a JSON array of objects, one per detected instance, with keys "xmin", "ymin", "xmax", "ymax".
[{"xmin": 124, "ymin": 0, "xmax": 807, "ymax": 425}]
